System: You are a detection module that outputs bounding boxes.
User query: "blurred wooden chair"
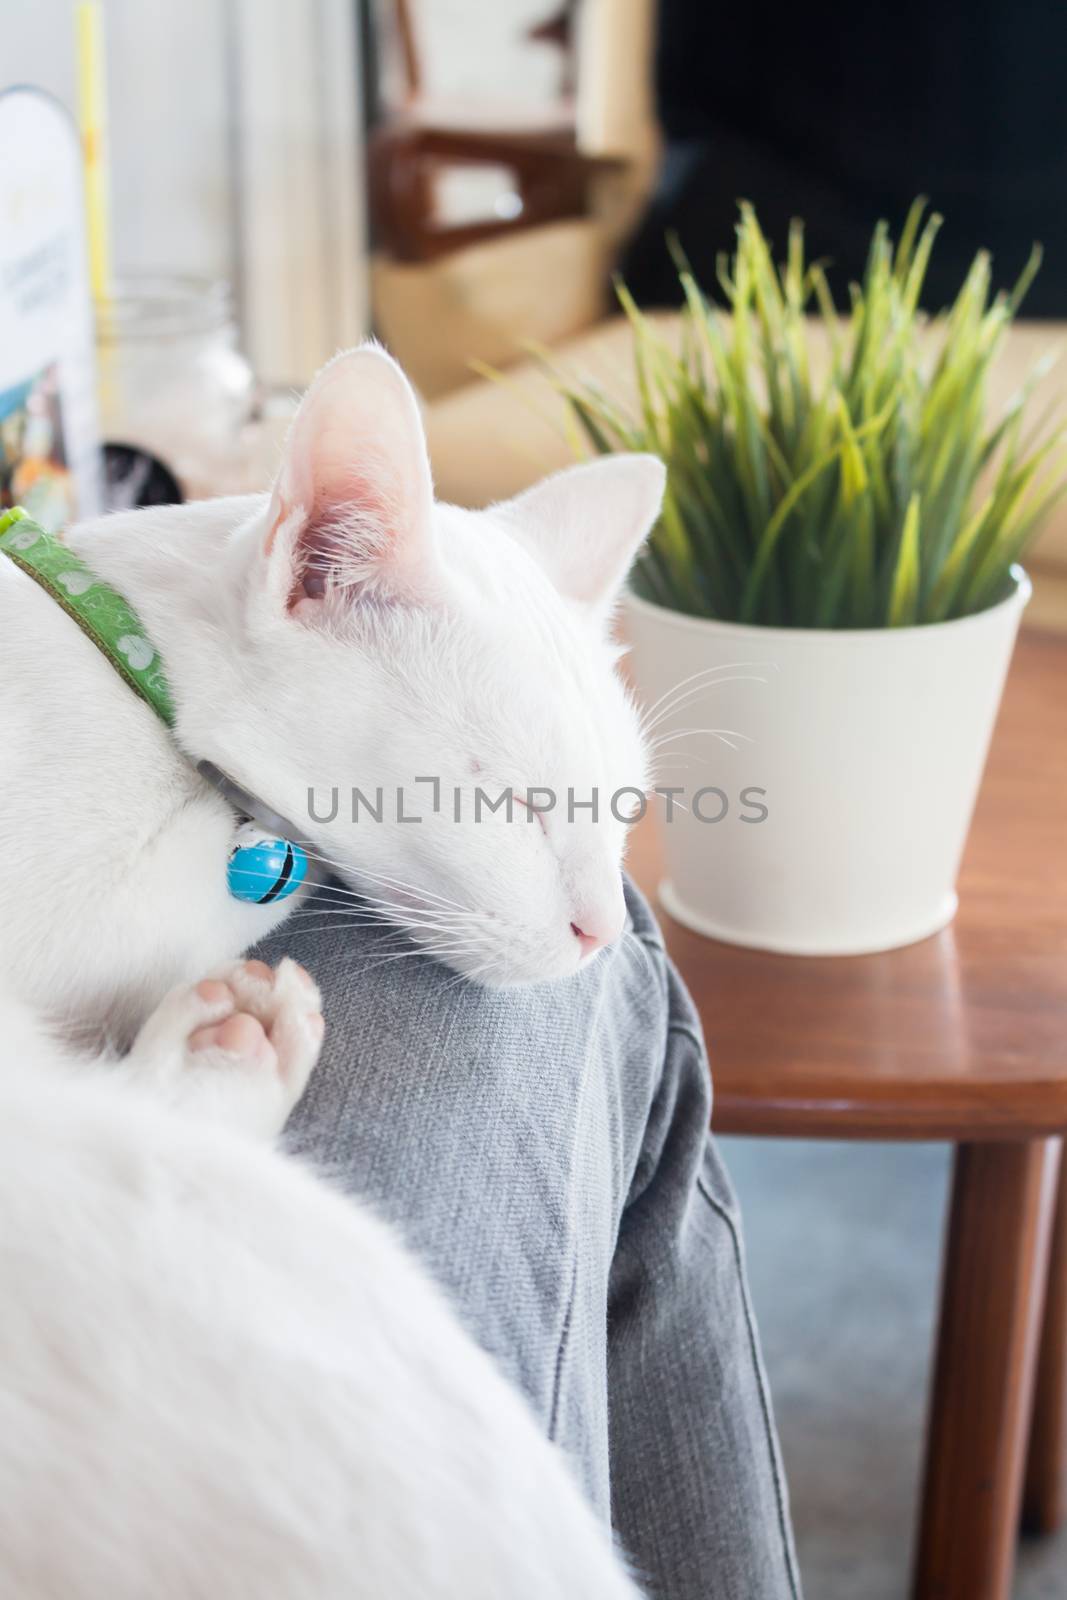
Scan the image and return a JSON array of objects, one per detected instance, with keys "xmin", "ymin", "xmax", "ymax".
[{"xmin": 367, "ymin": 0, "xmax": 657, "ymax": 396}]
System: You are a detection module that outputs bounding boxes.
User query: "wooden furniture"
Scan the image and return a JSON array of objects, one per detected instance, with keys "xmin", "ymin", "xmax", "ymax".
[
  {"xmin": 369, "ymin": 0, "xmax": 605, "ymax": 266},
  {"xmin": 367, "ymin": 1, "xmax": 658, "ymax": 396},
  {"xmin": 369, "ymin": 120, "xmax": 618, "ymax": 265},
  {"xmin": 628, "ymin": 628, "xmax": 1067, "ymax": 1600}
]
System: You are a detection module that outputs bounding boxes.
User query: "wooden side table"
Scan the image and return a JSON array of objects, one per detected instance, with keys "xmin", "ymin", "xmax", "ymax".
[{"xmin": 628, "ymin": 629, "xmax": 1067, "ymax": 1600}]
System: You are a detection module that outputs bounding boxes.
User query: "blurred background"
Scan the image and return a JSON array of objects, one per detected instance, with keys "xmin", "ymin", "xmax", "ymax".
[
  {"xmin": 4, "ymin": 6, "xmax": 1067, "ymax": 1594},
  {"xmin": 11, "ymin": 0, "xmax": 1066, "ymax": 610}
]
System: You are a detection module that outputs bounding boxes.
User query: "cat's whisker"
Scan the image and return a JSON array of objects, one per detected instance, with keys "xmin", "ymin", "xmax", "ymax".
[
  {"xmin": 645, "ymin": 789, "xmax": 690, "ymax": 813},
  {"xmin": 285, "ymin": 900, "xmax": 483, "ymax": 940},
  {"xmin": 416, "ymin": 930, "xmax": 481, "ymax": 947},
  {"xmin": 365, "ymin": 897, "xmax": 484, "ymax": 924},
  {"xmin": 359, "ymin": 870, "xmax": 470, "ymax": 909},
  {"xmin": 302, "ymin": 854, "xmax": 474, "ymax": 915},
  {"xmin": 648, "ymin": 726, "xmax": 750, "ymax": 752},
  {"xmin": 647, "ymin": 760, "xmax": 708, "ymax": 779},
  {"xmin": 284, "ymin": 916, "xmax": 401, "ymax": 936},
  {"xmin": 639, "ymin": 669, "xmax": 769, "ymax": 726},
  {"xmin": 287, "ymin": 897, "xmax": 400, "ymax": 920},
  {"xmin": 291, "ymin": 876, "xmax": 375, "ymax": 899},
  {"xmin": 638, "ymin": 662, "xmax": 747, "ymax": 726},
  {"xmin": 288, "ymin": 903, "xmax": 468, "ymax": 933},
  {"xmin": 637, "ymin": 661, "xmax": 775, "ymax": 734},
  {"xmin": 286, "ymin": 894, "xmax": 383, "ymax": 912},
  {"xmin": 308, "ymin": 872, "xmax": 483, "ymax": 926},
  {"xmin": 639, "ymin": 674, "xmax": 770, "ymax": 738},
  {"xmin": 293, "ymin": 873, "xmax": 487, "ymax": 930},
  {"xmin": 293, "ymin": 890, "xmax": 449, "ymax": 926},
  {"xmin": 276, "ymin": 931, "xmax": 452, "ymax": 960},
  {"xmin": 437, "ymin": 959, "xmax": 490, "ymax": 992},
  {"xmin": 354, "ymin": 941, "xmax": 484, "ymax": 976}
]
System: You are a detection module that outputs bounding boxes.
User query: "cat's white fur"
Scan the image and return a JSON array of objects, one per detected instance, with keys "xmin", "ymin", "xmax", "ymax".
[
  {"xmin": 0, "ymin": 975, "xmax": 643, "ymax": 1599},
  {"xmin": 0, "ymin": 347, "xmax": 665, "ymax": 1595},
  {"xmin": 2, "ymin": 348, "xmax": 661, "ymax": 1041}
]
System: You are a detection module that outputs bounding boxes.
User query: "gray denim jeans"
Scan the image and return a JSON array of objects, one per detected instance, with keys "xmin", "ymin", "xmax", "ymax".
[{"xmin": 254, "ymin": 877, "xmax": 801, "ymax": 1600}]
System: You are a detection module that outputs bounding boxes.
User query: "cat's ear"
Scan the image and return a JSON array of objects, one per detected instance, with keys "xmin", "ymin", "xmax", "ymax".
[
  {"xmin": 497, "ymin": 455, "xmax": 665, "ymax": 622},
  {"xmin": 259, "ymin": 345, "xmax": 439, "ymax": 619}
]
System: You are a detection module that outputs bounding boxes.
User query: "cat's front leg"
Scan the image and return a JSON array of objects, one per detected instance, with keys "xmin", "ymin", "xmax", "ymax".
[{"xmin": 124, "ymin": 958, "xmax": 324, "ymax": 1137}]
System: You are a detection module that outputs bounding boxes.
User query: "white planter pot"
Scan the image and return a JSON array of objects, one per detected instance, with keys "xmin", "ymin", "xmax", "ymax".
[{"xmin": 625, "ymin": 571, "xmax": 1031, "ymax": 956}]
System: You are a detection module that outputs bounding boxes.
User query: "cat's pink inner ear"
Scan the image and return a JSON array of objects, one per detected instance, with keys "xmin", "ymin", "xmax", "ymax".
[
  {"xmin": 264, "ymin": 492, "xmax": 298, "ymax": 560},
  {"xmin": 263, "ymin": 347, "xmax": 436, "ymax": 615}
]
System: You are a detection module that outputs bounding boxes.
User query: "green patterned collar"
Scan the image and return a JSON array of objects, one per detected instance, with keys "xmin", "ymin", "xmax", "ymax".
[{"xmin": 0, "ymin": 506, "xmax": 176, "ymax": 728}]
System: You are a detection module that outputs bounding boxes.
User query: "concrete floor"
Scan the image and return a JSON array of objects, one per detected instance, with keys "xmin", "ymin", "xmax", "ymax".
[{"xmin": 726, "ymin": 1138, "xmax": 1067, "ymax": 1598}]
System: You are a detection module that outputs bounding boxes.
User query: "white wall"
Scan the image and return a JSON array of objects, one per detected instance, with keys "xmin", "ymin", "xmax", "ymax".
[
  {"xmin": 2, "ymin": 0, "xmax": 369, "ymax": 385},
  {"xmin": 3, "ymin": 0, "xmax": 233, "ymax": 279},
  {"xmin": 389, "ymin": 0, "xmax": 561, "ymax": 105}
]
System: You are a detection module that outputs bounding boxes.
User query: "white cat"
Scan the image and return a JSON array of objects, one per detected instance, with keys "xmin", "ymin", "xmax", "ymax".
[
  {"xmin": 2, "ymin": 346, "xmax": 662, "ymax": 1035},
  {"xmin": 0, "ymin": 346, "xmax": 664, "ymax": 1597}
]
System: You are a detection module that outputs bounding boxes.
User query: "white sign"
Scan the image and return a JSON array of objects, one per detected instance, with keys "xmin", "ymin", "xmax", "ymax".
[{"xmin": 0, "ymin": 87, "xmax": 101, "ymax": 527}]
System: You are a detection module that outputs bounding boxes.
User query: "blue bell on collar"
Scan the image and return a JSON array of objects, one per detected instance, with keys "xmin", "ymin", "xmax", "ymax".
[{"xmin": 227, "ymin": 823, "xmax": 309, "ymax": 904}]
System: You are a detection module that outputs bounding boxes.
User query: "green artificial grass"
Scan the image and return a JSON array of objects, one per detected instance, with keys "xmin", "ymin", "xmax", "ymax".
[{"xmin": 551, "ymin": 201, "xmax": 1066, "ymax": 627}]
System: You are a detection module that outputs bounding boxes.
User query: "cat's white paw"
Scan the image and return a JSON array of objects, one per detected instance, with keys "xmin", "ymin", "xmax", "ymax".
[
  {"xmin": 128, "ymin": 958, "xmax": 324, "ymax": 1136},
  {"xmin": 200, "ymin": 957, "xmax": 323, "ymax": 1103}
]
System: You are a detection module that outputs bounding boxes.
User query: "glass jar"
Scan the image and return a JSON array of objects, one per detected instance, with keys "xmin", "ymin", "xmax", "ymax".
[{"xmin": 95, "ymin": 276, "xmax": 257, "ymax": 501}]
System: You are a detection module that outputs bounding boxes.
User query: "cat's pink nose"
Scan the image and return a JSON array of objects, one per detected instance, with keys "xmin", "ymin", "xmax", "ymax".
[{"xmin": 570, "ymin": 915, "xmax": 622, "ymax": 956}]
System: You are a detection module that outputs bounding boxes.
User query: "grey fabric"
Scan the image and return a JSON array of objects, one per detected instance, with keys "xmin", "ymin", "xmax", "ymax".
[{"xmin": 254, "ymin": 878, "xmax": 801, "ymax": 1600}]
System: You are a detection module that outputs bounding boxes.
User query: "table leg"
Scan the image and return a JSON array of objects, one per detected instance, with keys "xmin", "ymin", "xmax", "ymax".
[
  {"xmin": 1023, "ymin": 1150, "xmax": 1067, "ymax": 1535},
  {"xmin": 912, "ymin": 1138, "xmax": 1061, "ymax": 1600}
]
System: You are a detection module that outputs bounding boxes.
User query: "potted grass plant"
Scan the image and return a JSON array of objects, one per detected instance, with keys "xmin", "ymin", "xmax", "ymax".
[{"xmin": 555, "ymin": 202, "xmax": 1066, "ymax": 954}]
